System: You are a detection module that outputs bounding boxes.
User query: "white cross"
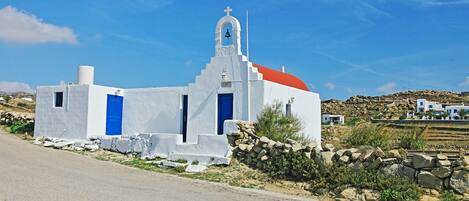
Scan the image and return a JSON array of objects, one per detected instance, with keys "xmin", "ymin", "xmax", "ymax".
[{"xmin": 224, "ymin": 6, "xmax": 232, "ymax": 16}]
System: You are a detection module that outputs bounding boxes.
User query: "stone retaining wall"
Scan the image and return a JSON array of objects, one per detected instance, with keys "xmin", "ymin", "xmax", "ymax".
[
  {"xmin": 228, "ymin": 120, "xmax": 469, "ymax": 196},
  {"xmin": 0, "ymin": 112, "xmax": 34, "ymax": 127}
]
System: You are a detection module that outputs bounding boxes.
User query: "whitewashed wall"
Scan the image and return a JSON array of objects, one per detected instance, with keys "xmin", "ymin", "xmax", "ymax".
[
  {"xmin": 122, "ymin": 87, "xmax": 187, "ymax": 135},
  {"xmin": 259, "ymin": 81, "xmax": 321, "ymax": 144},
  {"xmin": 185, "ymin": 55, "xmax": 263, "ymax": 143},
  {"xmin": 86, "ymin": 85, "xmax": 123, "ymax": 137},
  {"xmin": 34, "ymin": 85, "xmax": 90, "ymax": 139}
]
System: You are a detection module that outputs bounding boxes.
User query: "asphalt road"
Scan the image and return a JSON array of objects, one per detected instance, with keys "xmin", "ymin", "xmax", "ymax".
[{"xmin": 0, "ymin": 131, "xmax": 315, "ymax": 201}]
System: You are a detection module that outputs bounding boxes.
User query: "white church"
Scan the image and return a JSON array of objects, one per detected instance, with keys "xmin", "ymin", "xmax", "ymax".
[{"xmin": 34, "ymin": 7, "xmax": 321, "ymax": 153}]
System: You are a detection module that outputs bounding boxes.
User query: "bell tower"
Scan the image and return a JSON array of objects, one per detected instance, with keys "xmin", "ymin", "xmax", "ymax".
[{"xmin": 215, "ymin": 6, "xmax": 242, "ymax": 56}]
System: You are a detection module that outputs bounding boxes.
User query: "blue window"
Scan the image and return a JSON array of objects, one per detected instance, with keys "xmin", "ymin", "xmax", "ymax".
[
  {"xmin": 419, "ymin": 102, "xmax": 423, "ymax": 106},
  {"xmin": 54, "ymin": 92, "xmax": 63, "ymax": 107},
  {"xmin": 454, "ymin": 109, "xmax": 458, "ymax": 113}
]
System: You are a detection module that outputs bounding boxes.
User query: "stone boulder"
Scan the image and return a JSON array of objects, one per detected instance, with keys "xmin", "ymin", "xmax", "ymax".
[
  {"xmin": 412, "ymin": 154, "xmax": 435, "ymax": 169},
  {"xmin": 344, "ymin": 148, "xmax": 358, "ymax": 157},
  {"xmin": 373, "ymin": 147, "xmax": 385, "ymax": 158},
  {"xmin": 431, "ymin": 166, "xmax": 452, "ymax": 179},
  {"xmin": 450, "ymin": 170, "xmax": 469, "ymax": 194},
  {"xmin": 380, "ymin": 164, "xmax": 416, "ymax": 181},
  {"xmin": 338, "ymin": 187, "xmax": 358, "ymax": 200},
  {"xmin": 362, "ymin": 189, "xmax": 380, "ymax": 201},
  {"xmin": 436, "ymin": 154, "xmax": 448, "ymax": 160},
  {"xmin": 359, "ymin": 150, "xmax": 374, "ymax": 162},
  {"xmin": 84, "ymin": 144, "xmax": 99, "ymax": 152},
  {"xmin": 386, "ymin": 149, "xmax": 401, "ymax": 159},
  {"xmin": 339, "ymin": 155, "xmax": 350, "ymax": 164},
  {"xmin": 43, "ymin": 141, "xmax": 54, "ymax": 147},
  {"xmin": 115, "ymin": 138, "xmax": 133, "ymax": 153},
  {"xmin": 323, "ymin": 143, "xmax": 335, "ymax": 152},
  {"xmin": 258, "ymin": 136, "xmax": 270, "ymax": 145},
  {"xmin": 53, "ymin": 141, "xmax": 74, "ymax": 149},
  {"xmin": 318, "ymin": 151, "xmax": 335, "ymax": 167},
  {"xmin": 437, "ymin": 160, "xmax": 451, "ymax": 167},
  {"xmin": 185, "ymin": 164, "xmax": 208, "ymax": 173},
  {"xmin": 418, "ymin": 171, "xmax": 443, "ymax": 190}
]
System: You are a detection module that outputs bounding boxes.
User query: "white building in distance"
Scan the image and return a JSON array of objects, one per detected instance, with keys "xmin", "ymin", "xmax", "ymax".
[
  {"xmin": 21, "ymin": 97, "xmax": 33, "ymax": 102},
  {"xmin": 322, "ymin": 114, "xmax": 344, "ymax": 125},
  {"xmin": 416, "ymin": 98, "xmax": 469, "ymax": 120},
  {"xmin": 445, "ymin": 104, "xmax": 469, "ymax": 120},
  {"xmin": 34, "ymin": 7, "xmax": 322, "ymax": 148},
  {"xmin": 416, "ymin": 99, "xmax": 444, "ymax": 113}
]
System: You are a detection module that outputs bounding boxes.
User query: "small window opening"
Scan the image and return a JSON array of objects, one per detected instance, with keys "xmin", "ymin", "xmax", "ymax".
[
  {"xmin": 286, "ymin": 103, "xmax": 292, "ymax": 117},
  {"xmin": 55, "ymin": 92, "xmax": 63, "ymax": 107}
]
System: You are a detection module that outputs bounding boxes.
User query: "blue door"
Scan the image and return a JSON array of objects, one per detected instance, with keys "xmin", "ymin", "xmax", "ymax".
[
  {"xmin": 106, "ymin": 94, "xmax": 123, "ymax": 135},
  {"xmin": 217, "ymin": 93, "xmax": 233, "ymax": 134}
]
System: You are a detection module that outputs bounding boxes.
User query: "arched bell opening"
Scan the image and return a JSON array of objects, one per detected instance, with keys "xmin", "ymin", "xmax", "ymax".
[{"xmin": 222, "ymin": 23, "xmax": 233, "ymax": 46}]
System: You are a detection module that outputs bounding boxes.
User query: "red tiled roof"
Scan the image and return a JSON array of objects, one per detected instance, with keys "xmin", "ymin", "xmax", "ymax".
[{"xmin": 253, "ymin": 64, "xmax": 309, "ymax": 91}]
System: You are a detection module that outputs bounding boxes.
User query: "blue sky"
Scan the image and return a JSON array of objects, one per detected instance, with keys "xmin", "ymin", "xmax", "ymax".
[{"xmin": 0, "ymin": 0, "xmax": 468, "ymax": 99}]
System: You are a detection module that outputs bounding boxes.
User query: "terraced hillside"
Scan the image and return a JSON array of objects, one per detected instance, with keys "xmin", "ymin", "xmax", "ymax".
[{"xmin": 384, "ymin": 123, "xmax": 469, "ymax": 150}]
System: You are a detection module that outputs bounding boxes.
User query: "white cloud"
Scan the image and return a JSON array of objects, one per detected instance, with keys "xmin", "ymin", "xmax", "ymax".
[
  {"xmin": 0, "ymin": 81, "xmax": 33, "ymax": 93},
  {"xmin": 184, "ymin": 59, "xmax": 193, "ymax": 67},
  {"xmin": 324, "ymin": 82, "xmax": 336, "ymax": 90},
  {"xmin": 377, "ymin": 82, "xmax": 397, "ymax": 94},
  {"xmin": 0, "ymin": 6, "xmax": 77, "ymax": 44},
  {"xmin": 459, "ymin": 76, "xmax": 469, "ymax": 87},
  {"xmin": 414, "ymin": 0, "xmax": 469, "ymax": 6}
]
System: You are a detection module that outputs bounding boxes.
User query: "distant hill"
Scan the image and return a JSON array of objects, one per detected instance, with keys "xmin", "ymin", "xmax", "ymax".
[
  {"xmin": 0, "ymin": 91, "xmax": 35, "ymax": 97},
  {"xmin": 321, "ymin": 90, "xmax": 469, "ymax": 120}
]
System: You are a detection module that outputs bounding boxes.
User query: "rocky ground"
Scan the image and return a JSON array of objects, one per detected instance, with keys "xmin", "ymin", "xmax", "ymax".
[{"xmin": 322, "ymin": 90, "xmax": 469, "ymax": 121}]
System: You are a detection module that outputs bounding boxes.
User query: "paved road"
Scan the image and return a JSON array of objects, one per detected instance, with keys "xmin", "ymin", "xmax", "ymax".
[{"xmin": 0, "ymin": 131, "xmax": 315, "ymax": 201}]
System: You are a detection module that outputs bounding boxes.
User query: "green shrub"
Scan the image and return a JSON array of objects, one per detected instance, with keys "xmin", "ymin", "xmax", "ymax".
[
  {"xmin": 174, "ymin": 165, "xmax": 186, "ymax": 173},
  {"xmin": 398, "ymin": 128, "xmax": 426, "ymax": 150},
  {"xmin": 311, "ymin": 166, "xmax": 420, "ymax": 201},
  {"xmin": 262, "ymin": 151, "xmax": 318, "ymax": 180},
  {"xmin": 346, "ymin": 123, "xmax": 390, "ymax": 149},
  {"xmin": 174, "ymin": 159, "xmax": 188, "ymax": 164},
  {"xmin": 345, "ymin": 117, "xmax": 361, "ymax": 127},
  {"xmin": 380, "ymin": 189, "xmax": 400, "ymax": 201},
  {"xmin": 10, "ymin": 120, "xmax": 34, "ymax": 134},
  {"xmin": 398, "ymin": 114, "xmax": 407, "ymax": 120},
  {"xmin": 439, "ymin": 191, "xmax": 462, "ymax": 201},
  {"xmin": 377, "ymin": 174, "xmax": 420, "ymax": 201},
  {"xmin": 17, "ymin": 102, "xmax": 28, "ymax": 108},
  {"xmin": 191, "ymin": 160, "xmax": 199, "ymax": 165},
  {"xmin": 255, "ymin": 101, "xmax": 308, "ymax": 143}
]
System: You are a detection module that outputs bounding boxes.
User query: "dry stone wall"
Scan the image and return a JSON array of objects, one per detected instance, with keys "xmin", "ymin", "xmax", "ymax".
[
  {"xmin": 0, "ymin": 112, "xmax": 34, "ymax": 127},
  {"xmin": 229, "ymin": 121, "xmax": 469, "ymax": 197}
]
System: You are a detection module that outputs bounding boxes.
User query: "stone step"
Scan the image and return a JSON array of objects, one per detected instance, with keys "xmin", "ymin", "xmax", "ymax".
[
  {"xmin": 425, "ymin": 133, "xmax": 468, "ymax": 137},
  {"xmin": 425, "ymin": 130, "xmax": 469, "ymax": 135},
  {"xmin": 425, "ymin": 137, "xmax": 469, "ymax": 141},
  {"xmin": 405, "ymin": 150, "xmax": 468, "ymax": 162}
]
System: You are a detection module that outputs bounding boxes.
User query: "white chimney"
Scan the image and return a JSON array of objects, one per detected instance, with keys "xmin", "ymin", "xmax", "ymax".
[{"xmin": 77, "ymin": 65, "xmax": 94, "ymax": 85}]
